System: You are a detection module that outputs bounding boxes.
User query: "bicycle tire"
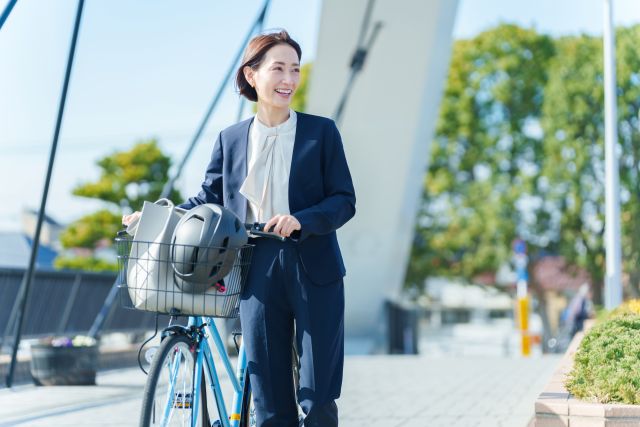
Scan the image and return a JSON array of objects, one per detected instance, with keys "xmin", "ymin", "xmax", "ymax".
[{"xmin": 140, "ymin": 334, "xmax": 209, "ymax": 427}]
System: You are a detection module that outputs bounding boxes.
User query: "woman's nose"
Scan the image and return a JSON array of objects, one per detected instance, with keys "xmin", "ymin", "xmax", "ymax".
[{"xmin": 282, "ymin": 71, "xmax": 297, "ymax": 85}]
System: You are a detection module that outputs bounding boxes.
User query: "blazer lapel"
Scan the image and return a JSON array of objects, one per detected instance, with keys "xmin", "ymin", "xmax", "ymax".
[
  {"xmin": 230, "ymin": 117, "xmax": 253, "ymax": 222},
  {"xmin": 288, "ymin": 112, "xmax": 306, "ymax": 213}
]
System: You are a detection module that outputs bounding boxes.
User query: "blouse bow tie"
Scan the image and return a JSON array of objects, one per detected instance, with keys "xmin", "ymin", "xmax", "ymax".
[{"xmin": 239, "ymin": 111, "xmax": 297, "ymax": 222}]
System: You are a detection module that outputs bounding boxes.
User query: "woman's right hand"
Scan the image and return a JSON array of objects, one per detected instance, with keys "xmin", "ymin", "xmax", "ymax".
[{"xmin": 122, "ymin": 211, "xmax": 142, "ymax": 226}]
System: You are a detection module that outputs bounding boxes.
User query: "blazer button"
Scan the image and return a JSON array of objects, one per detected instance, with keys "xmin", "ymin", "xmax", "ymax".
[{"xmin": 229, "ymin": 194, "xmax": 235, "ymax": 200}]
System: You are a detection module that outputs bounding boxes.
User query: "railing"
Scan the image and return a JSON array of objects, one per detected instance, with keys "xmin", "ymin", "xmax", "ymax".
[{"xmin": 0, "ymin": 267, "xmax": 164, "ymax": 348}]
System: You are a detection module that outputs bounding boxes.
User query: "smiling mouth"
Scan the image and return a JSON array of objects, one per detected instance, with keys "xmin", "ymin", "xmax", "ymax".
[{"xmin": 275, "ymin": 88, "xmax": 292, "ymax": 96}]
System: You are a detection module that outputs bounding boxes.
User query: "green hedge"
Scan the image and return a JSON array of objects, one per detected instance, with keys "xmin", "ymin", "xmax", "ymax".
[{"xmin": 565, "ymin": 301, "xmax": 640, "ymax": 404}]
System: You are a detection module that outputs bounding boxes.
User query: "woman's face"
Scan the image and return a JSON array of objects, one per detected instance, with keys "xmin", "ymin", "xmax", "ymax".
[{"xmin": 245, "ymin": 44, "xmax": 300, "ymax": 109}]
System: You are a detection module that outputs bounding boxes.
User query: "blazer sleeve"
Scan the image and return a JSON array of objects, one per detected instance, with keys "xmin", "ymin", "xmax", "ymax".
[
  {"xmin": 178, "ymin": 132, "xmax": 224, "ymax": 210},
  {"xmin": 293, "ymin": 121, "xmax": 356, "ymax": 241}
]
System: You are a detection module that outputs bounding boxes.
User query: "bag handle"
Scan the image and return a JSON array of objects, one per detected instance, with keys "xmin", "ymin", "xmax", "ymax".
[
  {"xmin": 125, "ymin": 198, "xmax": 187, "ymax": 236},
  {"xmin": 156, "ymin": 198, "xmax": 188, "ymax": 215},
  {"xmin": 154, "ymin": 198, "xmax": 174, "ymax": 208}
]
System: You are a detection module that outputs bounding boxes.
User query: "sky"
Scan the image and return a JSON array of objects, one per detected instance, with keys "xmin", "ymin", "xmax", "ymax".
[{"xmin": 1, "ymin": 0, "xmax": 640, "ymax": 232}]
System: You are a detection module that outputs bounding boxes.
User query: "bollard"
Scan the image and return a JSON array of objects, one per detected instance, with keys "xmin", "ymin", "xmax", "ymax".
[{"xmin": 517, "ymin": 296, "xmax": 530, "ymax": 356}]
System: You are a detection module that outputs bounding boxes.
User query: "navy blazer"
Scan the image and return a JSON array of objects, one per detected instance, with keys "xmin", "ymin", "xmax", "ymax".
[{"xmin": 179, "ymin": 111, "xmax": 356, "ymax": 285}]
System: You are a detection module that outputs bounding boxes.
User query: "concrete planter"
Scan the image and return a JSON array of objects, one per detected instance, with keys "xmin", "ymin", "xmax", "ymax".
[
  {"xmin": 29, "ymin": 344, "xmax": 98, "ymax": 386},
  {"xmin": 534, "ymin": 321, "xmax": 640, "ymax": 426}
]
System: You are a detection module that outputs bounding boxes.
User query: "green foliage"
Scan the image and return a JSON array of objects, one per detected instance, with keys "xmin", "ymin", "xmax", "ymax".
[
  {"xmin": 539, "ymin": 26, "xmax": 640, "ymax": 300},
  {"xmin": 407, "ymin": 23, "xmax": 640, "ymax": 302},
  {"xmin": 56, "ymin": 140, "xmax": 180, "ymax": 272},
  {"xmin": 59, "ymin": 209, "xmax": 121, "ymax": 249},
  {"xmin": 566, "ymin": 313, "xmax": 640, "ymax": 404},
  {"xmin": 615, "ymin": 25, "xmax": 640, "ymax": 298},
  {"xmin": 539, "ymin": 34, "xmax": 606, "ymax": 300},
  {"xmin": 407, "ymin": 24, "xmax": 555, "ymax": 288},
  {"xmin": 54, "ymin": 256, "xmax": 117, "ymax": 272},
  {"xmin": 73, "ymin": 139, "xmax": 181, "ymax": 211}
]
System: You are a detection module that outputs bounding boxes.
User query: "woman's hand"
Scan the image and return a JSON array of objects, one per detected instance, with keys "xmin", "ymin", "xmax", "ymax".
[
  {"xmin": 264, "ymin": 214, "xmax": 301, "ymax": 238},
  {"xmin": 122, "ymin": 211, "xmax": 142, "ymax": 226}
]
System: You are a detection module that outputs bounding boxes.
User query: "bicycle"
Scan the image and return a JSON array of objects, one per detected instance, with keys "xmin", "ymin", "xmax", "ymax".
[{"xmin": 116, "ymin": 222, "xmax": 300, "ymax": 427}]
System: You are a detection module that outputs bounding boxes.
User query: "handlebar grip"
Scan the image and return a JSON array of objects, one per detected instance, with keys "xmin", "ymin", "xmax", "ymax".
[
  {"xmin": 249, "ymin": 230, "xmax": 286, "ymax": 242},
  {"xmin": 244, "ymin": 222, "xmax": 287, "ymax": 242}
]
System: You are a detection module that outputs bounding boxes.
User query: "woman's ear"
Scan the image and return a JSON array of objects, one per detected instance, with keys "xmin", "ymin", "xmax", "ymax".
[{"xmin": 243, "ymin": 66, "xmax": 254, "ymax": 88}]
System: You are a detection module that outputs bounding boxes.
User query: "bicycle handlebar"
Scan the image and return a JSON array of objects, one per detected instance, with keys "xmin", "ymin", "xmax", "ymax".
[
  {"xmin": 116, "ymin": 222, "xmax": 291, "ymax": 243},
  {"xmin": 244, "ymin": 222, "xmax": 287, "ymax": 242}
]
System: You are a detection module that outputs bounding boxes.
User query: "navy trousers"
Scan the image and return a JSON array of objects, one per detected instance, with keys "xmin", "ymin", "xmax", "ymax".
[{"xmin": 240, "ymin": 238, "xmax": 344, "ymax": 427}]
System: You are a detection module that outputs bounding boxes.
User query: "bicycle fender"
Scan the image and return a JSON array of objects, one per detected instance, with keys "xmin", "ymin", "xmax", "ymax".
[{"xmin": 161, "ymin": 325, "xmax": 192, "ymax": 341}]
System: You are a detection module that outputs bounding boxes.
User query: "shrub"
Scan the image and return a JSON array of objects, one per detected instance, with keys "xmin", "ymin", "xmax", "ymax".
[
  {"xmin": 565, "ymin": 301, "xmax": 640, "ymax": 404},
  {"xmin": 611, "ymin": 299, "xmax": 640, "ymax": 317}
]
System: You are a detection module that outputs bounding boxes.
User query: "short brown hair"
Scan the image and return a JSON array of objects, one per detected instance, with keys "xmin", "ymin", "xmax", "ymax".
[{"xmin": 235, "ymin": 29, "xmax": 302, "ymax": 102}]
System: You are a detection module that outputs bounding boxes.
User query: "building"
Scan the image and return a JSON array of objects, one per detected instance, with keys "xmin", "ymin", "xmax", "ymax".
[{"xmin": 0, "ymin": 209, "xmax": 63, "ymax": 269}]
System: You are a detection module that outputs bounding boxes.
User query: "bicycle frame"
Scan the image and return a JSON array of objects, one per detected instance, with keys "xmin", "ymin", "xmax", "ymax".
[{"xmin": 160, "ymin": 315, "xmax": 248, "ymax": 427}]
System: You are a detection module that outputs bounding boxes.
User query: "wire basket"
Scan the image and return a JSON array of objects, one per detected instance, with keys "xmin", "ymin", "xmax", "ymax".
[{"xmin": 115, "ymin": 235, "xmax": 253, "ymax": 318}]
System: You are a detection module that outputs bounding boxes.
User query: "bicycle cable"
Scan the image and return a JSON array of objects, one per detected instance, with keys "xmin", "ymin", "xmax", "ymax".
[{"xmin": 137, "ymin": 313, "xmax": 160, "ymax": 375}]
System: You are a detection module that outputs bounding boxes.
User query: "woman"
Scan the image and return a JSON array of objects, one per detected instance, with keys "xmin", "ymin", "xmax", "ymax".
[{"xmin": 125, "ymin": 29, "xmax": 355, "ymax": 427}]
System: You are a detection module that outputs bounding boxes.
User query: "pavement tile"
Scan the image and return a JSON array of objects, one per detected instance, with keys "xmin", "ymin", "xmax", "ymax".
[{"xmin": 0, "ymin": 354, "xmax": 561, "ymax": 426}]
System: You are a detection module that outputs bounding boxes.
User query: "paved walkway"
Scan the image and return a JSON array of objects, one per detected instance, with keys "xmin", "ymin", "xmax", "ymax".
[{"xmin": 0, "ymin": 354, "xmax": 559, "ymax": 427}]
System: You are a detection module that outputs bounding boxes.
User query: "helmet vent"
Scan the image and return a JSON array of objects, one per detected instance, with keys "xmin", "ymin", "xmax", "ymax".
[
  {"xmin": 209, "ymin": 264, "xmax": 220, "ymax": 277},
  {"xmin": 178, "ymin": 246, "xmax": 196, "ymax": 274}
]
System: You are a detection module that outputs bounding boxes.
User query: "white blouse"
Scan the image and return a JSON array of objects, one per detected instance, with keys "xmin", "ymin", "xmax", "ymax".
[{"xmin": 239, "ymin": 108, "xmax": 297, "ymax": 223}]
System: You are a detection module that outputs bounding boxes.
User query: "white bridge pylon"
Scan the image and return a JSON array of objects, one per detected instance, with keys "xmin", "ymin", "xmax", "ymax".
[{"xmin": 307, "ymin": 0, "xmax": 459, "ymax": 352}]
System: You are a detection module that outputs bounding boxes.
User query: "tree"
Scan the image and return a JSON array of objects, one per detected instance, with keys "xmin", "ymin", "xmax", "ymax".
[
  {"xmin": 406, "ymin": 24, "xmax": 555, "ymax": 290},
  {"xmin": 539, "ymin": 34, "xmax": 606, "ymax": 303},
  {"xmin": 541, "ymin": 25, "xmax": 640, "ymax": 300},
  {"xmin": 55, "ymin": 140, "xmax": 181, "ymax": 271},
  {"xmin": 615, "ymin": 25, "xmax": 640, "ymax": 298},
  {"xmin": 408, "ymin": 23, "xmax": 640, "ymax": 309},
  {"xmin": 72, "ymin": 139, "xmax": 181, "ymax": 211}
]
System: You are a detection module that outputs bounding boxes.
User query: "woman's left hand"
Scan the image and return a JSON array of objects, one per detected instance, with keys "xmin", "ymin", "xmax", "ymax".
[{"xmin": 264, "ymin": 214, "xmax": 301, "ymax": 238}]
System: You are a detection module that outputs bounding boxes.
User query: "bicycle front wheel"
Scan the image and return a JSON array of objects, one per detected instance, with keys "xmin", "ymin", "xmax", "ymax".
[{"xmin": 140, "ymin": 334, "xmax": 207, "ymax": 427}]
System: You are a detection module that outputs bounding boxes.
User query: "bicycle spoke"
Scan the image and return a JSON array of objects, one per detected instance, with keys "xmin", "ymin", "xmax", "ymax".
[{"xmin": 162, "ymin": 346, "xmax": 186, "ymax": 425}]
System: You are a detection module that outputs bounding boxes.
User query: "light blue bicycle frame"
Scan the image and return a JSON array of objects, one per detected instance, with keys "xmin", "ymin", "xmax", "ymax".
[{"xmin": 160, "ymin": 315, "xmax": 249, "ymax": 427}]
